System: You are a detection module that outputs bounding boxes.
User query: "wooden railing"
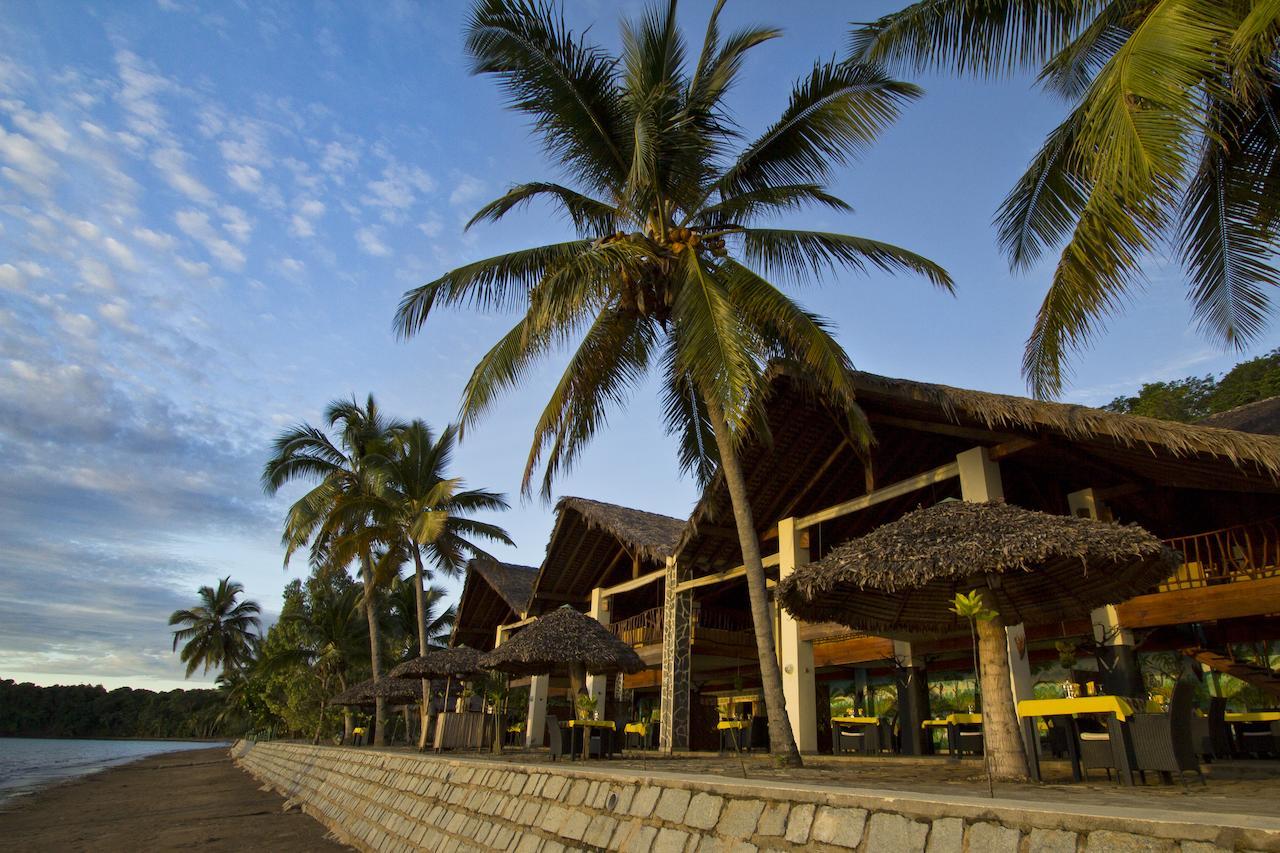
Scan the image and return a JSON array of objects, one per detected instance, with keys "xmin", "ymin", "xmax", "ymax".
[
  {"xmin": 608, "ymin": 606, "xmax": 755, "ymax": 648},
  {"xmin": 1159, "ymin": 518, "xmax": 1280, "ymax": 591}
]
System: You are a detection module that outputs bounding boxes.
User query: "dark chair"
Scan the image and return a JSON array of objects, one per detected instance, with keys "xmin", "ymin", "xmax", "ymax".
[
  {"xmin": 1208, "ymin": 697, "xmax": 1233, "ymax": 758},
  {"xmin": 956, "ymin": 726, "xmax": 984, "ymax": 756},
  {"xmin": 609, "ymin": 716, "xmax": 629, "ymax": 756},
  {"xmin": 748, "ymin": 715, "xmax": 769, "ymax": 753},
  {"xmin": 1240, "ymin": 721, "xmax": 1280, "ymax": 756},
  {"xmin": 1078, "ymin": 724, "xmax": 1117, "ymax": 781},
  {"xmin": 1128, "ymin": 679, "xmax": 1204, "ymax": 787},
  {"xmin": 546, "ymin": 715, "xmax": 564, "ymax": 761},
  {"xmin": 834, "ymin": 722, "xmax": 875, "ymax": 755}
]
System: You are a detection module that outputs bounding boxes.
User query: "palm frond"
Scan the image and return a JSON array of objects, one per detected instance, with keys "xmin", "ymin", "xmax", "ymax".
[
  {"xmin": 466, "ymin": 182, "xmax": 624, "ymax": 234},
  {"xmin": 739, "ymin": 228, "xmax": 954, "ymax": 289}
]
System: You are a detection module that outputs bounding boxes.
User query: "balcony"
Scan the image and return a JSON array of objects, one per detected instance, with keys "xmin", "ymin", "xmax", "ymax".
[
  {"xmin": 1159, "ymin": 518, "xmax": 1280, "ymax": 592},
  {"xmin": 608, "ymin": 606, "xmax": 755, "ymax": 649}
]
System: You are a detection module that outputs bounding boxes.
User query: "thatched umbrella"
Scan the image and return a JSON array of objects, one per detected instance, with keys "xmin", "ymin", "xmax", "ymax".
[
  {"xmin": 330, "ymin": 678, "xmax": 377, "ymax": 707},
  {"xmin": 479, "ymin": 605, "xmax": 644, "ymax": 704},
  {"xmin": 389, "ymin": 646, "xmax": 482, "ymax": 722},
  {"xmin": 777, "ymin": 500, "xmax": 1180, "ymax": 781}
]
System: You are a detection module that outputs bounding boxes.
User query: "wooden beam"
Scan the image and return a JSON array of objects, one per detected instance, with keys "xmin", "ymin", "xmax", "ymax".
[
  {"xmin": 796, "ymin": 461, "xmax": 960, "ymax": 530},
  {"xmin": 673, "ymin": 552, "xmax": 781, "ymax": 593},
  {"xmin": 600, "ymin": 567, "xmax": 665, "ymax": 598},
  {"xmin": 867, "ymin": 413, "xmax": 1026, "ymax": 445},
  {"xmin": 812, "ymin": 634, "xmax": 895, "ymax": 668},
  {"xmin": 1116, "ymin": 576, "xmax": 1280, "ymax": 629},
  {"xmin": 989, "ymin": 437, "xmax": 1039, "ymax": 460}
]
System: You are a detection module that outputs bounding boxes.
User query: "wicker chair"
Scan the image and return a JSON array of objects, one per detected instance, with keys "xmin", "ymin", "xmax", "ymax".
[
  {"xmin": 1127, "ymin": 679, "xmax": 1204, "ymax": 786},
  {"xmin": 545, "ymin": 715, "xmax": 564, "ymax": 761},
  {"xmin": 1240, "ymin": 721, "xmax": 1280, "ymax": 757},
  {"xmin": 1078, "ymin": 730, "xmax": 1117, "ymax": 780},
  {"xmin": 1208, "ymin": 697, "xmax": 1233, "ymax": 758}
]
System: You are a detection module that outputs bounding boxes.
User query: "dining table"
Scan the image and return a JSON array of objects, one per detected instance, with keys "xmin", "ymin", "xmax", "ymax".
[
  {"xmin": 560, "ymin": 718, "xmax": 615, "ymax": 760},
  {"xmin": 921, "ymin": 713, "xmax": 982, "ymax": 757},
  {"xmin": 1017, "ymin": 696, "xmax": 1137, "ymax": 785},
  {"xmin": 831, "ymin": 716, "xmax": 880, "ymax": 755}
]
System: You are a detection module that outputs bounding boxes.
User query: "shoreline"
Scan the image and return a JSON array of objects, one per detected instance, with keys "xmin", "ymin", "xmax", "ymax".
[
  {"xmin": 0, "ymin": 734, "xmax": 231, "ymax": 742},
  {"xmin": 0, "ymin": 747, "xmax": 348, "ymax": 851}
]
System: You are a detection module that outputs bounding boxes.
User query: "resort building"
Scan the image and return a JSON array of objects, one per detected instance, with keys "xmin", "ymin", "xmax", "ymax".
[{"xmin": 462, "ymin": 370, "xmax": 1280, "ymax": 754}]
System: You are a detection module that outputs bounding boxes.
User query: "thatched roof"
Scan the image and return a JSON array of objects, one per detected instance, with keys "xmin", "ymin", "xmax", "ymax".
[
  {"xmin": 778, "ymin": 500, "xmax": 1181, "ymax": 637},
  {"xmin": 676, "ymin": 368, "xmax": 1280, "ymax": 570},
  {"xmin": 451, "ymin": 558, "xmax": 537, "ymax": 651},
  {"xmin": 330, "ymin": 678, "xmax": 376, "ymax": 706},
  {"xmin": 555, "ymin": 497, "xmax": 685, "ymax": 562},
  {"xmin": 528, "ymin": 497, "xmax": 685, "ymax": 612},
  {"xmin": 470, "ymin": 558, "xmax": 537, "ymax": 614},
  {"xmin": 477, "ymin": 605, "xmax": 645, "ymax": 677},
  {"xmin": 365, "ymin": 677, "xmax": 429, "ymax": 702},
  {"xmin": 1197, "ymin": 397, "xmax": 1280, "ymax": 436},
  {"xmin": 388, "ymin": 646, "xmax": 482, "ymax": 679}
]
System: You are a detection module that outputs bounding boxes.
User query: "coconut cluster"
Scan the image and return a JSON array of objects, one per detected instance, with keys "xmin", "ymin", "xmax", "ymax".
[{"xmin": 667, "ymin": 226, "xmax": 727, "ymax": 258}]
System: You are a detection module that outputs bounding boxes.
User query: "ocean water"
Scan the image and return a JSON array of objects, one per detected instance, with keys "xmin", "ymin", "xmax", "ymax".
[{"xmin": 0, "ymin": 737, "xmax": 224, "ymax": 801}]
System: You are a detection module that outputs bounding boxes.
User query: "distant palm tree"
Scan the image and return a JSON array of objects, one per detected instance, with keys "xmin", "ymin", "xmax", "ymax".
[
  {"xmin": 852, "ymin": 1, "xmax": 1280, "ymax": 397},
  {"xmin": 396, "ymin": 0, "xmax": 950, "ymax": 766},
  {"xmin": 386, "ymin": 575, "xmax": 456, "ymax": 661},
  {"xmin": 262, "ymin": 395, "xmax": 405, "ymax": 746},
  {"xmin": 168, "ymin": 576, "xmax": 261, "ymax": 678}
]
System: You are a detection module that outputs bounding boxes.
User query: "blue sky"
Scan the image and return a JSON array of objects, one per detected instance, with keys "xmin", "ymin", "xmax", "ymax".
[{"xmin": 1, "ymin": 1, "xmax": 1274, "ymax": 691}]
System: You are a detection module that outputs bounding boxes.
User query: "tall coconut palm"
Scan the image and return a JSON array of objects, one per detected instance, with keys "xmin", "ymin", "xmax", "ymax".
[
  {"xmin": 168, "ymin": 576, "xmax": 261, "ymax": 678},
  {"xmin": 851, "ymin": 1, "xmax": 1280, "ymax": 397},
  {"xmin": 387, "ymin": 574, "xmax": 457, "ymax": 661},
  {"xmin": 396, "ymin": 0, "xmax": 951, "ymax": 766},
  {"xmin": 353, "ymin": 420, "xmax": 512, "ymax": 747},
  {"xmin": 261, "ymin": 395, "xmax": 404, "ymax": 746}
]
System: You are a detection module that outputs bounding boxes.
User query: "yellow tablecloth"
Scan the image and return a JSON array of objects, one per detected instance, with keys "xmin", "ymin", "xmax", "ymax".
[
  {"xmin": 1017, "ymin": 696, "xmax": 1135, "ymax": 721},
  {"xmin": 922, "ymin": 713, "xmax": 982, "ymax": 728},
  {"xmin": 831, "ymin": 716, "xmax": 879, "ymax": 725},
  {"xmin": 716, "ymin": 720, "xmax": 748, "ymax": 730},
  {"xmin": 561, "ymin": 719, "xmax": 616, "ymax": 730},
  {"xmin": 1225, "ymin": 711, "xmax": 1280, "ymax": 723},
  {"xmin": 624, "ymin": 722, "xmax": 649, "ymax": 737}
]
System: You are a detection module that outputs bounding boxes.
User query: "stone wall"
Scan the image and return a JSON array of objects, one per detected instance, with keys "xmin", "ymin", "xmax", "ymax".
[{"xmin": 234, "ymin": 741, "xmax": 1280, "ymax": 853}]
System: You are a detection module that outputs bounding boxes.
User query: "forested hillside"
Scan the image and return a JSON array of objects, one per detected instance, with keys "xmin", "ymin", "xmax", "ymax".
[{"xmin": 0, "ymin": 679, "xmax": 232, "ymax": 739}]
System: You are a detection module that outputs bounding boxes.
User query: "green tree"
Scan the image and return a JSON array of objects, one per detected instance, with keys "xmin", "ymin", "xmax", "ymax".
[
  {"xmin": 1208, "ymin": 347, "xmax": 1280, "ymax": 412},
  {"xmin": 168, "ymin": 576, "xmax": 261, "ymax": 678},
  {"xmin": 1103, "ymin": 375, "xmax": 1215, "ymax": 422},
  {"xmin": 853, "ymin": 2, "xmax": 1280, "ymax": 397},
  {"xmin": 262, "ymin": 395, "xmax": 404, "ymax": 746},
  {"xmin": 386, "ymin": 574, "xmax": 456, "ymax": 662},
  {"xmin": 396, "ymin": 0, "xmax": 951, "ymax": 766}
]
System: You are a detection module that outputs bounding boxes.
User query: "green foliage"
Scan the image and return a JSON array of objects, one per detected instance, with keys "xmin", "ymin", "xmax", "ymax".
[
  {"xmin": 168, "ymin": 576, "xmax": 261, "ymax": 678},
  {"xmin": 854, "ymin": 4, "xmax": 1280, "ymax": 397},
  {"xmin": 575, "ymin": 692, "xmax": 599, "ymax": 721},
  {"xmin": 950, "ymin": 589, "xmax": 996, "ymax": 622},
  {"xmin": 1103, "ymin": 348, "xmax": 1280, "ymax": 421},
  {"xmin": 0, "ymin": 679, "xmax": 235, "ymax": 739},
  {"xmin": 396, "ymin": 0, "xmax": 950, "ymax": 497}
]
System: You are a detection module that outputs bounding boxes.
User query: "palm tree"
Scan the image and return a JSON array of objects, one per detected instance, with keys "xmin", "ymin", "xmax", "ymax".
[
  {"xmin": 168, "ymin": 576, "xmax": 261, "ymax": 678},
  {"xmin": 387, "ymin": 574, "xmax": 457, "ymax": 662},
  {"xmin": 262, "ymin": 395, "xmax": 404, "ymax": 746},
  {"xmin": 851, "ymin": 1, "xmax": 1280, "ymax": 397},
  {"xmin": 396, "ymin": 0, "xmax": 951, "ymax": 766},
  {"xmin": 359, "ymin": 420, "xmax": 512, "ymax": 747}
]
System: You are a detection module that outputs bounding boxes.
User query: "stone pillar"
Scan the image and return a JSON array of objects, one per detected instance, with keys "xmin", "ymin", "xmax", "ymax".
[
  {"xmin": 778, "ymin": 517, "xmax": 818, "ymax": 752},
  {"xmin": 586, "ymin": 586, "xmax": 610, "ymax": 716},
  {"xmin": 958, "ymin": 447, "xmax": 1035, "ymax": 710},
  {"xmin": 893, "ymin": 640, "xmax": 930, "ymax": 755},
  {"xmin": 659, "ymin": 556, "xmax": 691, "ymax": 752},
  {"xmin": 525, "ymin": 674, "xmax": 548, "ymax": 748},
  {"xmin": 1068, "ymin": 489, "xmax": 1144, "ymax": 697}
]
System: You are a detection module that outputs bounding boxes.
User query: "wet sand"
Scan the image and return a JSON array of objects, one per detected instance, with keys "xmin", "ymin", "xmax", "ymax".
[{"xmin": 0, "ymin": 747, "xmax": 348, "ymax": 852}]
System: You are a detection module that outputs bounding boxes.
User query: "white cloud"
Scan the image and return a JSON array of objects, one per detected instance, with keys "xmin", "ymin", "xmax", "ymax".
[
  {"xmin": 151, "ymin": 147, "xmax": 215, "ymax": 204},
  {"xmin": 418, "ymin": 215, "xmax": 443, "ymax": 238},
  {"xmin": 17, "ymin": 261, "xmax": 48, "ymax": 279},
  {"xmin": 0, "ymin": 126, "xmax": 57, "ymax": 183},
  {"xmin": 449, "ymin": 173, "xmax": 485, "ymax": 208},
  {"xmin": 12, "ymin": 111, "xmax": 70, "ymax": 153},
  {"xmin": 174, "ymin": 257, "xmax": 211, "ymax": 278},
  {"xmin": 355, "ymin": 225, "xmax": 390, "ymax": 257},
  {"xmin": 56, "ymin": 310, "xmax": 95, "ymax": 339},
  {"xmin": 78, "ymin": 258, "xmax": 117, "ymax": 292},
  {"xmin": 227, "ymin": 163, "xmax": 262, "ymax": 192},
  {"xmin": 133, "ymin": 227, "xmax": 175, "ymax": 251},
  {"xmin": 98, "ymin": 300, "xmax": 140, "ymax": 334},
  {"xmin": 113, "ymin": 50, "xmax": 172, "ymax": 141},
  {"xmin": 275, "ymin": 257, "xmax": 304, "ymax": 277},
  {"xmin": 220, "ymin": 205, "xmax": 252, "ymax": 243},
  {"xmin": 0, "ymin": 264, "xmax": 24, "ymax": 292},
  {"xmin": 175, "ymin": 209, "xmax": 245, "ymax": 270},
  {"xmin": 70, "ymin": 219, "xmax": 101, "ymax": 241},
  {"xmin": 102, "ymin": 237, "xmax": 139, "ymax": 271},
  {"xmin": 319, "ymin": 140, "xmax": 358, "ymax": 177},
  {"xmin": 363, "ymin": 162, "xmax": 434, "ymax": 218},
  {"xmin": 288, "ymin": 197, "xmax": 325, "ymax": 237}
]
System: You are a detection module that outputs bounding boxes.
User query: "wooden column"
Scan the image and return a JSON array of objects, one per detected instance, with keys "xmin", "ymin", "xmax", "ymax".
[
  {"xmin": 1069, "ymin": 488, "xmax": 1144, "ymax": 696},
  {"xmin": 586, "ymin": 586, "xmax": 610, "ymax": 716},
  {"xmin": 893, "ymin": 640, "xmax": 930, "ymax": 754},
  {"xmin": 779, "ymin": 517, "xmax": 818, "ymax": 752},
  {"xmin": 659, "ymin": 556, "xmax": 691, "ymax": 752},
  {"xmin": 525, "ymin": 674, "xmax": 548, "ymax": 748}
]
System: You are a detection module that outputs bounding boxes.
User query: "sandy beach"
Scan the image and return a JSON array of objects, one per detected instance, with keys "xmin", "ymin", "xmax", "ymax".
[{"xmin": 0, "ymin": 747, "xmax": 348, "ymax": 851}]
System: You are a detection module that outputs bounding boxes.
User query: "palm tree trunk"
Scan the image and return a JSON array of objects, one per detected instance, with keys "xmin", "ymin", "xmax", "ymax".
[
  {"xmin": 706, "ymin": 402, "xmax": 803, "ymax": 768},
  {"xmin": 976, "ymin": 612, "xmax": 1029, "ymax": 781},
  {"xmin": 411, "ymin": 545, "xmax": 431, "ymax": 751},
  {"xmin": 360, "ymin": 550, "xmax": 387, "ymax": 747},
  {"xmin": 314, "ymin": 699, "xmax": 326, "ymax": 745}
]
